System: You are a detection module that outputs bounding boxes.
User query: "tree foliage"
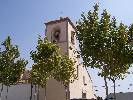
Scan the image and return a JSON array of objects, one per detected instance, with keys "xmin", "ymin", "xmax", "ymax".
[
  {"xmin": 54, "ymin": 55, "xmax": 76, "ymax": 86},
  {"xmin": 76, "ymin": 4, "xmax": 133, "ymax": 96},
  {"xmin": 0, "ymin": 36, "xmax": 28, "ymax": 86},
  {"xmin": 29, "ymin": 36, "xmax": 76, "ymax": 88}
]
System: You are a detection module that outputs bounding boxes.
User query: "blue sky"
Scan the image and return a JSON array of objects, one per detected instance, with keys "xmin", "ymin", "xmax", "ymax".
[{"xmin": 0, "ymin": 0, "xmax": 133, "ymax": 98}]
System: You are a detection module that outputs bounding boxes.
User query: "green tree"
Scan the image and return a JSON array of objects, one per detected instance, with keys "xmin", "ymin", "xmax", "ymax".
[
  {"xmin": 53, "ymin": 55, "xmax": 76, "ymax": 100},
  {"xmin": 0, "ymin": 36, "xmax": 28, "ymax": 99},
  {"xmin": 54, "ymin": 55, "xmax": 76, "ymax": 85},
  {"xmin": 76, "ymin": 4, "xmax": 133, "ymax": 99},
  {"xmin": 0, "ymin": 47, "xmax": 3, "ymax": 100},
  {"xmin": 29, "ymin": 36, "xmax": 76, "ymax": 100}
]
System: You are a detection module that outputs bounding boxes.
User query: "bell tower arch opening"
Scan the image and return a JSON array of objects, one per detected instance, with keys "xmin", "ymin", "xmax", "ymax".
[{"xmin": 52, "ymin": 27, "xmax": 61, "ymax": 43}]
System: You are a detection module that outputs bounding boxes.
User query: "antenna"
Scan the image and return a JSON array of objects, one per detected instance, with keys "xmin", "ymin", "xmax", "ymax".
[{"xmin": 60, "ymin": 11, "xmax": 64, "ymax": 18}]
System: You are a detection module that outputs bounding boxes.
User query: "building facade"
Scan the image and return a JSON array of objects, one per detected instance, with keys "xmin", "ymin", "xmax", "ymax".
[{"xmin": 44, "ymin": 17, "xmax": 96, "ymax": 100}]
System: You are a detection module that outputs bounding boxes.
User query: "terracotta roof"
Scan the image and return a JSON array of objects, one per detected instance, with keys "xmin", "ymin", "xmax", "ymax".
[{"xmin": 45, "ymin": 17, "xmax": 76, "ymax": 31}]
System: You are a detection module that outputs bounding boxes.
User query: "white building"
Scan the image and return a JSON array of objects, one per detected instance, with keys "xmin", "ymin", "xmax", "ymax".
[
  {"xmin": 0, "ymin": 17, "xmax": 96, "ymax": 100},
  {"xmin": 43, "ymin": 17, "xmax": 96, "ymax": 100}
]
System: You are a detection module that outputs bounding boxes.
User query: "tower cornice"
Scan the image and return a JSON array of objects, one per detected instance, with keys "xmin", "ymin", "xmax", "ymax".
[{"xmin": 45, "ymin": 17, "xmax": 76, "ymax": 31}]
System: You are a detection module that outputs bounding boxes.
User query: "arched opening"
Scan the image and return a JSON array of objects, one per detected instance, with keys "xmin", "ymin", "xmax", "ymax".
[{"xmin": 52, "ymin": 27, "xmax": 61, "ymax": 43}]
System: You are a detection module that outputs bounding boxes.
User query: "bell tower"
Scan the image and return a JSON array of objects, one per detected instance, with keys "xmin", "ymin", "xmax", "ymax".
[
  {"xmin": 45, "ymin": 17, "xmax": 77, "ymax": 58},
  {"xmin": 44, "ymin": 17, "xmax": 95, "ymax": 100},
  {"xmin": 45, "ymin": 17, "xmax": 67, "ymax": 54}
]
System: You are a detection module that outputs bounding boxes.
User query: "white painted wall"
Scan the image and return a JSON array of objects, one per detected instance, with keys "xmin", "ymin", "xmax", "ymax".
[
  {"xmin": 40, "ymin": 79, "xmax": 66, "ymax": 100},
  {"xmin": 67, "ymin": 21, "xmax": 95, "ymax": 99},
  {"xmin": 0, "ymin": 84, "xmax": 37, "ymax": 100},
  {"xmin": 69, "ymin": 64, "xmax": 95, "ymax": 99}
]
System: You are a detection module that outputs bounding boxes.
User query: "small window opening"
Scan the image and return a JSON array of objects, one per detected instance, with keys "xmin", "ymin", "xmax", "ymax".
[
  {"xmin": 71, "ymin": 31, "xmax": 75, "ymax": 45},
  {"xmin": 83, "ymin": 76, "xmax": 87, "ymax": 86},
  {"xmin": 53, "ymin": 30, "xmax": 60, "ymax": 42},
  {"xmin": 82, "ymin": 92, "xmax": 86, "ymax": 98}
]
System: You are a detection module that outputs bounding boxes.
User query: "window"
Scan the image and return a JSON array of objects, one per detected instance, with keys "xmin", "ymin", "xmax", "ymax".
[
  {"xmin": 53, "ymin": 30, "xmax": 60, "ymax": 43},
  {"xmin": 82, "ymin": 92, "xmax": 86, "ymax": 98},
  {"xmin": 71, "ymin": 31, "xmax": 75, "ymax": 45},
  {"xmin": 83, "ymin": 76, "xmax": 87, "ymax": 86}
]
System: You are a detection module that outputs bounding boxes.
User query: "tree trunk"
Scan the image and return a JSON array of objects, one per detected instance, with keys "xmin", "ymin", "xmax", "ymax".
[
  {"xmin": 65, "ymin": 85, "xmax": 68, "ymax": 100},
  {"xmin": 35, "ymin": 85, "xmax": 37, "ymax": 100},
  {"xmin": 5, "ymin": 86, "xmax": 8, "ymax": 100},
  {"xmin": 44, "ymin": 86, "xmax": 47, "ymax": 100},
  {"xmin": 104, "ymin": 76, "xmax": 108, "ymax": 96},
  {"xmin": 113, "ymin": 80, "xmax": 116, "ymax": 100},
  {"xmin": 0, "ymin": 84, "xmax": 3, "ymax": 100},
  {"xmin": 37, "ymin": 85, "xmax": 39, "ymax": 100},
  {"xmin": 30, "ymin": 83, "xmax": 33, "ymax": 100}
]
